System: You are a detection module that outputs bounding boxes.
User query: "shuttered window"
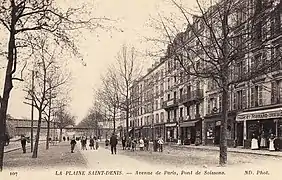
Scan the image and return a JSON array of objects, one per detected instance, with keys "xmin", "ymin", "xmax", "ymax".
[
  {"xmin": 242, "ymin": 88, "xmax": 247, "ymax": 109},
  {"xmin": 258, "ymin": 85, "xmax": 263, "ymax": 106}
]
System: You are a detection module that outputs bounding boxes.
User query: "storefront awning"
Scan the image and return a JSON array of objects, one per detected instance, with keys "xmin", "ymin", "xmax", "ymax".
[
  {"xmin": 236, "ymin": 108, "xmax": 282, "ymax": 121},
  {"xmin": 165, "ymin": 122, "xmax": 177, "ymax": 127},
  {"xmin": 180, "ymin": 120, "xmax": 198, "ymax": 127}
]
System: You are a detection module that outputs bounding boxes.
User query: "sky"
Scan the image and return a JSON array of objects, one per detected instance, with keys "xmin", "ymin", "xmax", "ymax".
[{"xmin": 0, "ymin": 0, "xmax": 197, "ymax": 124}]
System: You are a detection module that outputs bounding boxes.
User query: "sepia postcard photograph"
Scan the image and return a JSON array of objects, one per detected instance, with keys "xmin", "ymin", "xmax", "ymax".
[{"xmin": 0, "ymin": 0, "xmax": 282, "ymax": 180}]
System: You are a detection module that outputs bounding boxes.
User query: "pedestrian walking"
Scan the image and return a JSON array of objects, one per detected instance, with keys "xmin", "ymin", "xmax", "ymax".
[
  {"xmin": 122, "ymin": 136, "xmax": 126, "ymax": 150},
  {"xmin": 110, "ymin": 133, "xmax": 118, "ymax": 154},
  {"xmin": 127, "ymin": 138, "xmax": 131, "ymax": 150},
  {"xmin": 81, "ymin": 136, "xmax": 87, "ymax": 150},
  {"xmin": 89, "ymin": 136, "xmax": 95, "ymax": 150},
  {"xmin": 63, "ymin": 136, "xmax": 66, "ymax": 141},
  {"xmin": 139, "ymin": 137, "xmax": 144, "ymax": 151},
  {"xmin": 131, "ymin": 138, "xmax": 137, "ymax": 151},
  {"xmin": 67, "ymin": 137, "xmax": 69, "ymax": 141},
  {"xmin": 157, "ymin": 137, "xmax": 164, "ymax": 152},
  {"xmin": 20, "ymin": 135, "xmax": 27, "ymax": 153},
  {"xmin": 95, "ymin": 136, "xmax": 99, "ymax": 150},
  {"xmin": 70, "ymin": 136, "xmax": 76, "ymax": 153},
  {"xmin": 144, "ymin": 137, "xmax": 149, "ymax": 151}
]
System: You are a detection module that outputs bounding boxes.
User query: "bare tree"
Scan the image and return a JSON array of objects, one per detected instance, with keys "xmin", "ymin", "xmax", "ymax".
[
  {"xmin": 96, "ymin": 68, "xmax": 120, "ymax": 133},
  {"xmin": 115, "ymin": 44, "xmax": 143, "ymax": 138},
  {"xmin": 55, "ymin": 105, "xmax": 76, "ymax": 142},
  {"xmin": 0, "ymin": 0, "xmax": 110, "ymax": 171},
  {"xmin": 43, "ymin": 69, "xmax": 71, "ymax": 150},
  {"xmin": 76, "ymin": 107, "xmax": 103, "ymax": 137},
  {"xmin": 150, "ymin": 0, "xmax": 281, "ymax": 165},
  {"xmin": 24, "ymin": 35, "xmax": 70, "ymax": 158}
]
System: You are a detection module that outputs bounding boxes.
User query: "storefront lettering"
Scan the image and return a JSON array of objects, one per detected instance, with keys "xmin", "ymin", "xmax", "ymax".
[{"xmin": 237, "ymin": 110, "xmax": 282, "ymax": 121}]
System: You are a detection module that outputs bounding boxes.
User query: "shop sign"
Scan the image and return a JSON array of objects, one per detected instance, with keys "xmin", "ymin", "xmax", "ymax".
[
  {"xmin": 236, "ymin": 110, "xmax": 282, "ymax": 121},
  {"xmin": 165, "ymin": 122, "xmax": 177, "ymax": 127}
]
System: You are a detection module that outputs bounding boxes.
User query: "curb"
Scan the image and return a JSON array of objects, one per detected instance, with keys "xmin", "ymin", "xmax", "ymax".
[
  {"xmin": 4, "ymin": 142, "xmax": 46, "ymax": 153},
  {"xmin": 170, "ymin": 145, "xmax": 282, "ymax": 157},
  {"xmin": 4, "ymin": 145, "xmax": 31, "ymax": 153}
]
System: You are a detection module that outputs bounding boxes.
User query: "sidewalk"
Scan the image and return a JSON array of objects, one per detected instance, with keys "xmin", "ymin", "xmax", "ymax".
[
  {"xmin": 4, "ymin": 141, "xmax": 87, "ymax": 170},
  {"xmin": 169, "ymin": 143, "xmax": 282, "ymax": 157}
]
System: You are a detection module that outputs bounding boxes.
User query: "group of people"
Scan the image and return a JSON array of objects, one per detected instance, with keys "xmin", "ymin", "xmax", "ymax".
[
  {"xmin": 251, "ymin": 132, "xmax": 280, "ymax": 151},
  {"xmin": 80, "ymin": 136, "xmax": 100, "ymax": 150},
  {"xmin": 120, "ymin": 136, "xmax": 164, "ymax": 152},
  {"xmin": 70, "ymin": 135, "xmax": 99, "ymax": 153}
]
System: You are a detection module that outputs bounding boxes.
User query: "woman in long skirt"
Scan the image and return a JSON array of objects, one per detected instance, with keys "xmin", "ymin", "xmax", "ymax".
[
  {"xmin": 269, "ymin": 134, "xmax": 275, "ymax": 151},
  {"xmin": 251, "ymin": 134, "xmax": 259, "ymax": 150}
]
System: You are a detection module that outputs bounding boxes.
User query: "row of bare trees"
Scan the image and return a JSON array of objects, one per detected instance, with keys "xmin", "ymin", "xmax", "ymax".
[
  {"xmin": 0, "ymin": 0, "xmax": 109, "ymax": 171},
  {"xmin": 148, "ymin": 0, "xmax": 282, "ymax": 166},
  {"xmin": 93, "ymin": 45, "xmax": 142, "ymax": 137}
]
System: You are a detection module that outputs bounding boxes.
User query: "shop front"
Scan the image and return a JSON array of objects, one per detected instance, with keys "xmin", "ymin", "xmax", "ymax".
[
  {"xmin": 204, "ymin": 112, "xmax": 236, "ymax": 147},
  {"xmin": 180, "ymin": 119, "xmax": 202, "ymax": 145},
  {"xmin": 165, "ymin": 122, "xmax": 178, "ymax": 142},
  {"xmin": 134, "ymin": 127, "xmax": 141, "ymax": 139},
  {"xmin": 141, "ymin": 125, "xmax": 151, "ymax": 139},
  {"xmin": 154, "ymin": 123, "xmax": 165, "ymax": 140},
  {"xmin": 236, "ymin": 107, "xmax": 282, "ymax": 150}
]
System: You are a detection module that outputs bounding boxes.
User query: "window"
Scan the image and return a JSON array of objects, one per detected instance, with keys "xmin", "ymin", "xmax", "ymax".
[
  {"xmin": 167, "ymin": 111, "xmax": 170, "ymax": 122},
  {"xmin": 180, "ymin": 108, "xmax": 183, "ymax": 117},
  {"xmin": 236, "ymin": 90, "xmax": 243, "ymax": 110},
  {"xmin": 160, "ymin": 112, "xmax": 164, "ymax": 122},
  {"xmin": 156, "ymin": 114, "xmax": 159, "ymax": 124},
  {"xmin": 186, "ymin": 106, "xmax": 190, "ymax": 116},
  {"xmin": 271, "ymin": 81, "xmax": 282, "ymax": 104},
  {"xmin": 155, "ymin": 100, "xmax": 158, "ymax": 110},
  {"xmin": 168, "ymin": 78, "xmax": 170, "ymax": 89},
  {"xmin": 250, "ymin": 85, "xmax": 263, "ymax": 107},
  {"xmin": 174, "ymin": 109, "xmax": 177, "ymax": 121},
  {"xmin": 155, "ymin": 85, "xmax": 159, "ymax": 96},
  {"xmin": 179, "ymin": 88, "xmax": 183, "ymax": 99},
  {"xmin": 219, "ymin": 95, "xmax": 222, "ymax": 112},
  {"xmin": 167, "ymin": 94, "xmax": 171, "ymax": 101}
]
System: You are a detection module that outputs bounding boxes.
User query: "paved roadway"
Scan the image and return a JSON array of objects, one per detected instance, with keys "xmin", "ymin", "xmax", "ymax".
[
  {"xmin": 2, "ymin": 142, "xmax": 282, "ymax": 180},
  {"xmin": 77, "ymin": 143, "xmax": 282, "ymax": 180}
]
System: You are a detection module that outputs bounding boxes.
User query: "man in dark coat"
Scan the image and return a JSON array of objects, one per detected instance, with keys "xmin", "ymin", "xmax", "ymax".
[
  {"xmin": 20, "ymin": 135, "xmax": 27, "ymax": 153},
  {"xmin": 110, "ymin": 133, "xmax": 118, "ymax": 154},
  {"xmin": 121, "ymin": 136, "xmax": 126, "ymax": 150},
  {"xmin": 70, "ymin": 136, "xmax": 77, "ymax": 153}
]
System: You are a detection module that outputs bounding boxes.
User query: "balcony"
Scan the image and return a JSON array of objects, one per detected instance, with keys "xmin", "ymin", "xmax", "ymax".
[
  {"xmin": 162, "ymin": 98, "xmax": 178, "ymax": 110},
  {"xmin": 179, "ymin": 89, "xmax": 204, "ymax": 106}
]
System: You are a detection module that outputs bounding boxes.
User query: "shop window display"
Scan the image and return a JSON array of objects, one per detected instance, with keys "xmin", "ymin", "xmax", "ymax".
[{"xmin": 206, "ymin": 124, "xmax": 214, "ymax": 140}]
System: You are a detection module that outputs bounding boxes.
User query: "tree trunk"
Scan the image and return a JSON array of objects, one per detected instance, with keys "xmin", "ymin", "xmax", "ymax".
[
  {"xmin": 219, "ymin": 86, "xmax": 228, "ymax": 166},
  {"xmin": 113, "ymin": 106, "xmax": 116, "ymax": 133},
  {"xmin": 0, "ymin": 85, "xmax": 12, "ymax": 171},
  {"xmin": 46, "ymin": 121, "xmax": 50, "ymax": 150},
  {"xmin": 126, "ymin": 89, "xmax": 129, "ymax": 138},
  {"xmin": 0, "ymin": 8, "xmax": 16, "ymax": 170},
  {"xmin": 31, "ymin": 70, "xmax": 35, "ymax": 152},
  {"xmin": 32, "ymin": 111, "xmax": 43, "ymax": 158},
  {"xmin": 46, "ymin": 87, "xmax": 51, "ymax": 149}
]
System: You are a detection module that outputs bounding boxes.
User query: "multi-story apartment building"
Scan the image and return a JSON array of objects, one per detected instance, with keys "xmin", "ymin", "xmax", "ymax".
[
  {"xmin": 130, "ymin": 0, "xmax": 281, "ymax": 149},
  {"xmin": 130, "ymin": 58, "xmax": 167, "ymax": 140}
]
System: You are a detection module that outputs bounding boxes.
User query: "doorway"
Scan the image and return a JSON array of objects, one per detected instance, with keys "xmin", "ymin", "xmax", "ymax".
[{"xmin": 237, "ymin": 122, "xmax": 244, "ymax": 146}]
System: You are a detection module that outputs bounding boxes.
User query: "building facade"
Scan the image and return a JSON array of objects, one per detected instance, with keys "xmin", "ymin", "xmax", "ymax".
[{"xmin": 129, "ymin": 0, "xmax": 282, "ymax": 149}]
